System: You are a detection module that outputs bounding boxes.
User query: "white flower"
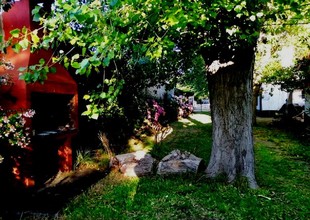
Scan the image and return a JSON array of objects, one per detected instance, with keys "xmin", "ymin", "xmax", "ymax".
[{"xmin": 23, "ymin": 109, "xmax": 35, "ymax": 118}]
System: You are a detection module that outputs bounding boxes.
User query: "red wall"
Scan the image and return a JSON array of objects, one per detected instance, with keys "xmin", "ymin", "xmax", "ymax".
[
  {"xmin": 1, "ymin": 0, "xmax": 31, "ymax": 110},
  {"xmin": 1, "ymin": 0, "xmax": 78, "ymax": 188}
]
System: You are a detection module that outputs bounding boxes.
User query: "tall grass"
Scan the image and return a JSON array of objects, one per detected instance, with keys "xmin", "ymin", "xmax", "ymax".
[{"xmin": 60, "ymin": 114, "xmax": 310, "ymax": 220}]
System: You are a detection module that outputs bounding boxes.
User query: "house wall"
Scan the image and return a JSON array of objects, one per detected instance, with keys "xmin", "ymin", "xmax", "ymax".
[
  {"xmin": 147, "ymin": 85, "xmax": 174, "ymax": 100},
  {"xmin": 0, "ymin": 0, "xmax": 31, "ymax": 110},
  {"xmin": 0, "ymin": 0, "xmax": 78, "ymax": 188},
  {"xmin": 257, "ymin": 84, "xmax": 305, "ymax": 115},
  {"xmin": 257, "ymin": 84, "xmax": 288, "ymax": 111}
]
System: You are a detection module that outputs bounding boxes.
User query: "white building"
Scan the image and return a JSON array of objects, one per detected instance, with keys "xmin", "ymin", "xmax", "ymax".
[
  {"xmin": 257, "ymin": 84, "xmax": 305, "ymax": 116},
  {"xmin": 146, "ymin": 85, "xmax": 174, "ymax": 100}
]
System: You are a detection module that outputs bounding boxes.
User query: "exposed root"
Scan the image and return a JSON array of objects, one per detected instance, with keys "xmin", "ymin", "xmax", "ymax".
[
  {"xmin": 205, "ymin": 168, "xmax": 259, "ymax": 189},
  {"xmin": 247, "ymin": 176, "xmax": 259, "ymax": 189}
]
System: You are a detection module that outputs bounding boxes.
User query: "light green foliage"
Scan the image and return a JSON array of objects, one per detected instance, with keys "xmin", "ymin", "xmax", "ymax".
[
  {"xmin": 81, "ymin": 78, "xmax": 125, "ymax": 119},
  {"xmin": 177, "ymin": 55, "xmax": 209, "ymax": 99},
  {"xmin": 255, "ymin": 24, "xmax": 310, "ymax": 91},
  {"xmin": 1, "ymin": 0, "xmax": 306, "ymax": 119},
  {"xmin": 18, "ymin": 58, "xmax": 56, "ymax": 83}
]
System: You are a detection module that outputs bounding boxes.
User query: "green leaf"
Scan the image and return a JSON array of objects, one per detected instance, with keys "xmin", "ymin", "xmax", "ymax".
[
  {"xmin": 209, "ymin": 11, "xmax": 217, "ymax": 19},
  {"xmin": 103, "ymin": 57, "xmax": 110, "ymax": 67},
  {"xmin": 77, "ymin": 67, "xmax": 86, "ymax": 74},
  {"xmin": 22, "ymin": 27, "xmax": 28, "ymax": 34},
  {"xmin": 39, "ymin": 58, "xmax": 45, "ymax": 65},
  {"xmin": 80, "ymin": 59, "xmax": 89, "ymax": 69},
  {"xmin": 81, "ymin": 110, "xmax": 90, "ymax": 116},
  {"xmin": 31, "ymin": 31, "xmax": 40, "ymax": 46},
  {"xmin": 70, "ymin": 37, "xmax": 79, "ymax": 45},
  {"xmin": 18, "ymin": 67, "xmax": 27, "ymax": 71},
  {"xmin": 50, "ymin": 67, "xmax": 57, "ymax": 73},
  {"xmin": 91, "ymin": 59, "xmax": 101, "ymax": 67},
  {"xmin": 82, "ymin": 47, "xmax": 87, "ymax": 56},
  {"xmin": 91, "ymin": 113, "xmax": 99, "ymax": 120},
  {"xmin": 108, "ymin": 85, "xmax": 115, "ymax": 93},
  {"xmin": 108, "ymin": 51, "xmax": 115, "ymax": 60},
  {"xmin": 234, "ymin": 5, "xmax": 243, "ymax": 13},
  {"xmin": 12, "ymin": 43, "xmax": 22, "ymax": 53},
  {"xmin": 153, "ymin": 45, "xmax": 163, "ymax": 58},
  {"xmin": 110, "ymin": 0, "xmax": 119, "ymax": 7},
  {"xmin": 32, "ymin": 12, "xmax": 41, "ymax": 22},
  {"xmin": 29, "ymin": 65, "xmax": 36, "ymax": 71},
  {"xmin": 10, "ymin": 29, "xmax": 20, "ymax": 38},
  {"xmin": 19, "ymin": 38, "xmax": 29, "ymax": 49},
  {"xmin": 72, "ymin": 54, "xmax": 80, "ymax": 60},
  {"xmin": 31, "ymin": 5, "xmax": 41, "ymax": 15},
  {"xmin": 167, "ymin": 14, "xmax": 179, "ymax": 26},
  {"xmin": 42, "ymin": 37, "xmax": 53, "ymax": 48},
  {"xmin": 71, "ymin": 62, "xmax": 80, "ymax": 69},
  {"xmin": 83, "ymin": 94, "xmax": 91, "ymax": 100},
  {"xmin": 100, "ymin": 92, "xmax": 107, "ymax": 99},
  {"xmin": 63, "ymin": 4, "xmax": 73, "ymax": 11}
]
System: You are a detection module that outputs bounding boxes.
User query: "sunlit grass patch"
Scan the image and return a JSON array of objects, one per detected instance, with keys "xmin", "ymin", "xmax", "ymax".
[{"xmin": 61, "ymin": 114, "xmax": 310, "ymax": 220}]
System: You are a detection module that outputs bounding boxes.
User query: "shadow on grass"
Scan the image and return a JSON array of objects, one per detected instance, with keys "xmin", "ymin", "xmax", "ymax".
[
  {"xmin": 54, "ymin": 114, "xmax": 310, "ymax": 220},
  {"xmin": 0, "ymin": 168, "xmax": 109, "ymax": 219}
]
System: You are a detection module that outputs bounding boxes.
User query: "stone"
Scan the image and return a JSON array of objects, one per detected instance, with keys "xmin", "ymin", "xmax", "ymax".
[
  {"xmin": 112, "ymin": 151, "xmax": 156, "ymax": 177},
  {"xmin": 157, "ymin": 149, "xmax": 204, "ymax": 175}
]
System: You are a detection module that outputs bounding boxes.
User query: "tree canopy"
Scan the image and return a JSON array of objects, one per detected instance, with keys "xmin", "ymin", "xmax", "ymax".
[
  {"xmin": 3, "ymin": 0, "xmax": 305, "ymax": 119},
  {"xmin": 255, "ymin": 23, "xmax": 310, "ymax": 92}
]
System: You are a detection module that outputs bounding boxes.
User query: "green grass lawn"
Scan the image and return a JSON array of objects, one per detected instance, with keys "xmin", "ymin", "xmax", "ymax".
[{"xmin": 60, "ymin": 113, "xmax": 310, "ymax": 220}]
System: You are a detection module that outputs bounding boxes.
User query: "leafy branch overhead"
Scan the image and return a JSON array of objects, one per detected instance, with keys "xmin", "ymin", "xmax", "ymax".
[
  {"xmin": 8, "ymin": 0, "xmax": 307, "ymax": 71},
  {"xmin": 1, "ymin": 0, "xmax": 308, "ymax": 119},
  {"xmin": 255, "ymin": 23, "xmax": 310, "ymax": 92}
]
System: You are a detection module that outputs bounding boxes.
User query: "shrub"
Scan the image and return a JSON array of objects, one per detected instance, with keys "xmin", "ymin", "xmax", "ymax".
[{"xmin": 0, "ymin": 107, "xmax": 35, "ymax": 148}]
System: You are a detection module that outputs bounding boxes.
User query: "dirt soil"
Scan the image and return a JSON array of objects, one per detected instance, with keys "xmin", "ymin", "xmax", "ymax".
[{"xmin": 0, "ymin": 168, "xmax": 109, "ymax": 220}]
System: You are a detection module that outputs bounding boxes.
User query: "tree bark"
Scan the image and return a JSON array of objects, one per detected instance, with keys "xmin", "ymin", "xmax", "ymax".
[
  {"xmin": 252, "ymin": 82, "xmax": 262, "ymax": 125},
  {"xmin": 204, "ymin": 49, "xmax": 259, "ymax": 189},
  {"xmin": 305, "ymin": 90, "xmax": 310, "ymax": 127}
]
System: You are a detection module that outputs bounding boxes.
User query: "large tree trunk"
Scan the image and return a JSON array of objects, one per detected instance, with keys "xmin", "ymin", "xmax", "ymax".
[{"xmin": 205, "ymin": 49, "xmax": 258, "ymax": 189}]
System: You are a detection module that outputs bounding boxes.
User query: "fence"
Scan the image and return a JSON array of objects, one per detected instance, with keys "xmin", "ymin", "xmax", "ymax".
[{"xmin": 193, "ymin": 104, "xmax": 210, "ymax": 112}]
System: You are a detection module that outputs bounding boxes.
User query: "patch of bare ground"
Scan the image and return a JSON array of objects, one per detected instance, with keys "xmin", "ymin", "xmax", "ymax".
[
  {"xmin": 256, "ymin": 117, "xmax": 274, "ymax": 125},
  {"xmin": 1, "ymin": 168, "xmax": 109, "ymax": 220}
]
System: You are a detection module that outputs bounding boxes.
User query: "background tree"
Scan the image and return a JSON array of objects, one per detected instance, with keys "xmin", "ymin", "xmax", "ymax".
[
  {"xmin": 4, "ymin": 0, "xmax": 308, "ymax": 188},
  {"xmin": 254, "ymin": 24, "xmax": 309, "ymax": 91},
  {"xmin": 176, "ymin": 55, "xmax": 209, "ymax": 101},
  {"xmin": 253, "ymin": 24, "xmax": 310, "ymax": 123},
  {"xmin": 253, "ymin": 24, "xmax": 309, "ymax": 125}
]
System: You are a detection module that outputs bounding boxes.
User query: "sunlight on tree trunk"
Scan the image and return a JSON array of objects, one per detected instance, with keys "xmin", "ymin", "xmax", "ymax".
[{"xmin": 205, "ymin": 49, "xmax": 259, "ymax": 189}]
